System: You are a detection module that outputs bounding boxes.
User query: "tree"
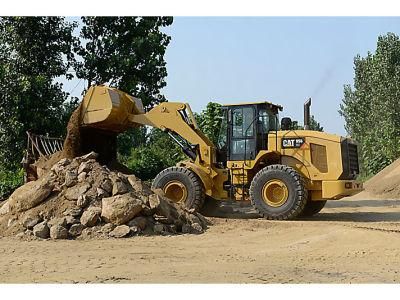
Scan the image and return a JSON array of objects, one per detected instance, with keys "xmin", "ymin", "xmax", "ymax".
[
  {"xmin": 74, "ymin": 17, "xmax": 173, "ymax": 109},
  {"xmin": 339, "ymin": 33, "xmax": 400, "ymax": 177},
  {"xmin": 0, "ymin": 17, "xmax": 76, "ymax": 171},
  {"xmin": 291, "ymin": 115, "xmax": 324, "ymax": 131},
  {"xmin": 196, "ymin": 102, "xmax": 223, "ymax": 145}
]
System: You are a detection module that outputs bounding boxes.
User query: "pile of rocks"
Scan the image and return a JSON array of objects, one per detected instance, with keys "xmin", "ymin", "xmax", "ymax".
[{"xmin": 0, "ymin": 152, "xmax": 208, "ymax": 240}]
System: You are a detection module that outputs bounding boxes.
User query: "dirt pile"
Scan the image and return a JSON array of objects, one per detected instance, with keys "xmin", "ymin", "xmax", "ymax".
[
  {"xmin": 0, "ymin": 152, "xmax": 208, "ymax": 240},
  {"xmin": 62, "ymin": 105, "xmax": 83, "ymax": 159},
  {"xmin": 359, "ymin": 158, "xmax": 400, "ymax": 199}
]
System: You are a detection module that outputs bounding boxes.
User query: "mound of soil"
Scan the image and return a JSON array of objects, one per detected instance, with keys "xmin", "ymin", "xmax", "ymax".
[{"xmin": 361, "ymin": 158, "xmax": 400, "ymax": 199}]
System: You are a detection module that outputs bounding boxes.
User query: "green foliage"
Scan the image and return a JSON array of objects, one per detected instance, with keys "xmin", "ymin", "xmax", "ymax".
[
  {"xmin": 195, "ymin": 102, "xmax": 223, "ymax": 144},
  {"xmin": 0, "ymin": 169, "xmax": 24, "ymax": 200},
  {"xmin": 339, "ymin": 33, "xmax": 400, "ymax": 177},
  {"xmin": 0, "ymin": 17, "xmax": 76, "ymax": 171},
  {"xmin": 121, "ymin": 128, "xmax": 185, "ymax": 180},
  {"xmin": 74, "ymin": 17, "xmax": 173, "ymax": 109},
  {"xmin": 291, "ymin": 115, "xmax": 324, "ymax": 131}
]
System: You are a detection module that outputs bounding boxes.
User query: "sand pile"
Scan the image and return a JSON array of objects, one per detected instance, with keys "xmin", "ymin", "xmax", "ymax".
[
  {"xmin": 0, "ymin": 152, "xmax": 208, "ymax": 240},
  {"xmin": 358, "ymin": 158, "xmax": 400, "ymax": 200}
]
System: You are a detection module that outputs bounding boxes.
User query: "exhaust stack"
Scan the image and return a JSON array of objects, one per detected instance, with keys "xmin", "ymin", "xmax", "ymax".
[{"xmin": 304, "ymin": 98, "xmax": 311, "ymax": 130}]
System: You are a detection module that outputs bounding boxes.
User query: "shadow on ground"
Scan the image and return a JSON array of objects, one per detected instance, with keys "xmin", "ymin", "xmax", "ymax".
[{"xmin": 201, "ymin": 198, "xmax": 400, "ymax": 223}]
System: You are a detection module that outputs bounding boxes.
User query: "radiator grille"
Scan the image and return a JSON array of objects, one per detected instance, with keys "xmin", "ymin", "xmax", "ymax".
[{"xmin": 340, "ymin": 139, "xmax": 360, "ymax": 179}]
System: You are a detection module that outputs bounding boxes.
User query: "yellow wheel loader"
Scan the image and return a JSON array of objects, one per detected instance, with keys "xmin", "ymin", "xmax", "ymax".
[{"xmin": 77, "ymin": 85, "xmax": 363, "ymax": 220}]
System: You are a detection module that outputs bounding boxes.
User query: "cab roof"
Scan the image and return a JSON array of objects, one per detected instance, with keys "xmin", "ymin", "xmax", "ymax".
[{"xmin": 221, "ymin": 101, "xmax": 283, "ymax": 111}]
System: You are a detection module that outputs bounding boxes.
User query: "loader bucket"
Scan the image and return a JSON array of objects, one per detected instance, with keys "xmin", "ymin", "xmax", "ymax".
[{"xmin": 80, "ymin": 85, "xmax": 145, "ymax": 133}]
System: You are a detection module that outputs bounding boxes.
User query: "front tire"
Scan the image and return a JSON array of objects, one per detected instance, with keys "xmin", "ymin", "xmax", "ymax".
[
  {"xmin": 152, "ymin": 167, "xmax": 205, "ymax": 212},
  {"xmin": 249, "ymin": 165, "xmax": 307, "ymax": 220}
]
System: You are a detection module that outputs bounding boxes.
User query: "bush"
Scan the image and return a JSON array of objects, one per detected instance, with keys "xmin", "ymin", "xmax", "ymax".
[
  {"xmin": 119, "ymin": 128, "xmax": 185, "ymax": 181},
  {"xmin": 0, "ymin": 168, "xmax": 24, "ymax": 201}
]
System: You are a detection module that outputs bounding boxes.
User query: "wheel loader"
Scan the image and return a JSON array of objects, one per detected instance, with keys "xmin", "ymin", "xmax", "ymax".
[{"xmin": 61, "ymin": 85, "xmax": 364, "ymax": 219}]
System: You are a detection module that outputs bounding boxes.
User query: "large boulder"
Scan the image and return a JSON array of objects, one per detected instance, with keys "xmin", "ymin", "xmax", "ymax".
[
  {"xmin": 8, "ymin": 174, "xmax": 55, "ymax": 213},
  {"xmin": 101, "ymin": 193, "xmax": 143, "ymax": 225}
]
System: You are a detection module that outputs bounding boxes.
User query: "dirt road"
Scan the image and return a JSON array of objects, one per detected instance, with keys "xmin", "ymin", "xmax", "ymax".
[{"xmin": 1, "ymin": 196, "xmax": 400, "ymax": 283}]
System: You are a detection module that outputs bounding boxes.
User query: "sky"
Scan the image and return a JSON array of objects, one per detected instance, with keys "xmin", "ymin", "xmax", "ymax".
[{"xmin": 64, "ymin": 17, "xmax": 400, "ymax": 136}]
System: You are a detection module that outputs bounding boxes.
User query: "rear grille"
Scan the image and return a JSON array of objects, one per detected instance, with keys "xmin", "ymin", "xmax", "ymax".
[
  {"xmin": 348, "ymin": 143, "xmax": 359, "ymax": 175},
  {"xmin": 340, "ymin": 139, "xmax": 360, "ymax": 180}
]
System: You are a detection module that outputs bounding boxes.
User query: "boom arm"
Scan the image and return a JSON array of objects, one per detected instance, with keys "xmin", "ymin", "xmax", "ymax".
[{"xmin": 129, "ymin": 102, "xmax": 216, "ymax": 166}]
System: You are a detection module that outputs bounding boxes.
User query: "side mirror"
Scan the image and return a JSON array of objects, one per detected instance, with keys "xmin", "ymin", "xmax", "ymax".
[{"xmin": 281, "ymin": 117, "xmax": 292, "ymax": 130}]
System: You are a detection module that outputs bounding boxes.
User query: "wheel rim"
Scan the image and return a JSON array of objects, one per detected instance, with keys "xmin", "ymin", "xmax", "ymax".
[
  {"xmin": 262, "ymin": 179, "xmax": 289, "ymax": 207},
  {"xmin": 163, "ymin": 180, "xmax": 188, "ymax": 203}
]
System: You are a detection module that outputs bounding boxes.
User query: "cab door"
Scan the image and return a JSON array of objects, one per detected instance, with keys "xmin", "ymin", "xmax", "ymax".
[{"xmin": 228, "ymin": 106, "xmax": 257, "ymax": 161}]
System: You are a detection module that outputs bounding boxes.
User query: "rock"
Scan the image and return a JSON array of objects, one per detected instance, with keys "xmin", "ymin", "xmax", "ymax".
[
  {"xmin": 127, "ymin": 176, "xmax": 143, "ymax": 192},
  {"xmin": 80, "ymin": 207, "xmax": 101, "ymax": 227},
  {"xmin": 77, "ymin": 172, "xmax": 87, "ymax": 183},
  {"xmin": 65, "ymin": 215, "xmax": 79, "ymax": 226},
  {"xmin": 77, "ymin": 195, "xmax": 90, "ymax": 208},
  {"xmin": 50, "ymin": 158, "xmax": 71, "ymax": 174},
  {"xmin": 96, "ymin": 188, "xmax": 108, "ymax": 199},
  {"xmin": 109, "ymin": 225, "xmax": 131, "ymax": 238},
  {"xmin": 33, "ymin": 221, "xmax": 50, "ymax": 239},
  {"xmin": 127, "ymin": 175, "xmax": 152, "ymax": 195},
  {"xmin": 188, "ymin": 214, "xmax": 201, "ymax": 226},
  {"xmin": 8, "ymin": 174, "xmax": 55, "ymax": 213},
  {"xmin": 190, "ymin": 223, "xmax": 204, "ymax": 234},
  {"xmin": 153, "ymin": 223, "xmax": 165, "ymax": 234},
  {"xmin": 112, "ymin": 179, "xmax": 128, "ymax": 196},
  {"xmin": 50, "ymin": 224, "xmax": 68, "ymax": 239},
  {"xmin": 148, "ymin": 194, "xmax": 161, "ymax": 210},
  {"xmin": 64, "ymin": 183, "xmax": 91, "ymax": 201},
  {"xmin": 127, "ymin": 216, "xmax": 147, "ymax": 230},
  {"xmin": 63, "ymin": 207, "xmax": 83, "ymax": 217},
  {"xmin": 78, "ymin": 161, "xmax": 92, "ymax": 174},
  {"xmin": 48, "ymin": 217, "xmax": 67, "ymax": 228},
  {"xmin": 181, "ymin": 224, "xmax": 191, "ymax": 234},
  {"xmin": 64, "ymin": 170, "xmax": 78, "ymax": 187},
  {"xmin": 101, "ymin": 179, "xmax": 113, "ymax": 194},
  {"xmin": 22, "ymin": 214, "xmax": 41, "ymax": 229},
  {"xmin": 101, "ymin": 223, "xmax": 115, "ymax": 234},
  {"xmin": 101, "ymin": 193, "xmax": 143, "ymax": 225},
  {"xmin": 0, "ymin": 201, "xmax": 10, "ymax": 216},
  {"xmin": 81, "ymin": 151, "xmax": 98, "ymax": 161},
  {"xmin": 69, "ymin": 224, "xmax": 85, "ymax": 237}
]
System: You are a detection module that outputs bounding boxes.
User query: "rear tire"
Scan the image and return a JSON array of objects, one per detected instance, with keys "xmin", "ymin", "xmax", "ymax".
[
  {"xmin": 249, "ymin": 165, "xmax": 307, "ymax": 220},
  {"xmin": 300, "ymin": 199, "xmax": 327, "ymax": 217},
  {"xmin": 152, "ymin": 167, "xmax": 205, "ymax": 212}
]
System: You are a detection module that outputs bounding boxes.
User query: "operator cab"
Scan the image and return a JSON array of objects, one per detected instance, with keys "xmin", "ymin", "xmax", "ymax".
[{"xmin": 217, "ymin": 101, "xmax": 283, "ymax": 165}]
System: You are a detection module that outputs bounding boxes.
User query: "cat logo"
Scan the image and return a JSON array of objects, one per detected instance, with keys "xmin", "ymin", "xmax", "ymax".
[{"xmin": 282, "ymin": 138, "xmax": 305, "ymax": 149}]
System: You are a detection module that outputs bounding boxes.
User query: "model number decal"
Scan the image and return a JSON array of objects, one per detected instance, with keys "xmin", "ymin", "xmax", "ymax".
[{"xmin": 282, "ymin": 138, "xmax": 305, "ymax": 149}]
